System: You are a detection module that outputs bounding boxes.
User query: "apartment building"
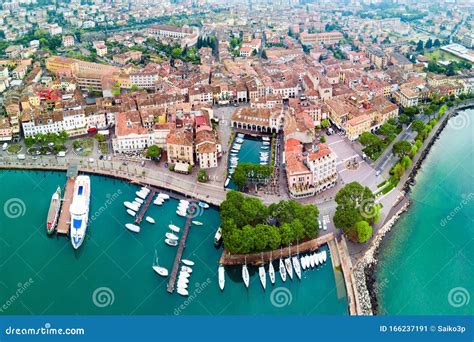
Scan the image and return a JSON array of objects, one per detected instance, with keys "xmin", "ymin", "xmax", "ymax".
[{"xmin": 299, "ymin": 31, "xmax": 343, "ymax": 46}]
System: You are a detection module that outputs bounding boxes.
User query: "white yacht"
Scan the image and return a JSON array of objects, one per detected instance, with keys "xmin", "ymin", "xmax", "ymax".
[
  {"xmin": 70, "ymin": 175, "xmax": 91, "ymax": 249},
  {"xmin": 258, "ymin": 266, "xmax": 266, "ymax": 290},
  {"xmin": 145, "ymin": 216, "xmax": 155, "ymax": 224},
  {"xmin": 313, "ymin": 253, "xmax": 318, "ymax": 267},
  {"xmin": 152, "ymin": 251, "xmax": 168, "ymax": 277},
  {"xmin": 124, "ymin": 201, "xmax": 139, "ymax": 211},
  {"xmin": 125, "ymin": 223, "xmax": 140, "ymax": 233},
  {"xmin": 177, "ymin": 288, "xmax": 189, "ymax": 296},
  {"xmin": 218, "ymin": 266, "xmax": 225, "ymax": 291},
  {"xmin": 157, "ymin": 193, "xmax": 170, "ymax": 200},
  {"xmin": 165, "ymin": 238, "xmax": 178, "ymax": 247},
  {"xmin": 242, "ymin": 264, "xmax": 250, "ymax": 288},
  {"xmin": 181, "ymin": 266, "xmax": 192, "ymax": 273},
  {"xmin": 322, "ymin": 250, "xmax": 327, "ymax": 263},
  {"xmin": 182, "ymin": 259, "xmax": 194, "ymax": 266},
  {"xmin": 292, "ymin": 256, "xmax": 302, "ymax": 280},
  {"xmin": 166, "ymin": 232, "xmax": 179, "ymax": 240},
  {"xmin": 135, "ymin": 197, "xmax": 144, "ymax": 204},
  {"xmin": 126, "ymin": 209, "xmax": 136, "ymax": 217},
  {"xmin": 169, "ymin": 224, "xmax": 180, "ymax": 233},
  {"xmin": 318, "ymin": 252, "xmax": 324, "ymax": 265},
  {"xmin": 268, "ymin": 261, "xmax": 276, "ymax": 285},
  {"xmin": 300, "ymin": 256, "xmax": 307, "ymax": 270}
]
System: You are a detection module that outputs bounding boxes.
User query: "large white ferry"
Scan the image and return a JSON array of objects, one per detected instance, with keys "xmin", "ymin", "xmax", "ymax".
[{"xmin": 70, "ymin": 175, "xmax": 91, "ymax": 249}]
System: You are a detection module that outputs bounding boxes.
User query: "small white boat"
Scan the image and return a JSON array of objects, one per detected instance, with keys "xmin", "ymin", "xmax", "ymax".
[
  {"xmin": 182, "ymin": 259, "xmax": 194, "ymax": 266},
  {"xmin": 177, "ymin": 277, "xmax": 189, "ymax": 284},
  {"xmin": 181, "ymin": 266, "xmax": 193, "ymax": 273},
  {"xmin": 125, "ymin": 223, "xmax": 140, "ymax": 233},
  {"xmin": 301, "ymin": 256, "xmax": 307, "ymax": 270},
  {"xmin": 169, "ymin": 224, "xmax": 180, "ymax": 233},
  {"xmin": 318, "ymin": 252, "xmax": 324, "ymax": 265},
  {"xmin": 157, "ymin": 193, "xmax": 169, "ymax": 199},
  {"xmin": 177, "ymin": 288, "xmax": 189, "ymax": 296},
  {"xmin": 165, "ymin": 238, "xmax": 178, "ymax": 246},
  {"xmin": 259, "ymin": 266, "xmax": 266, "ymax": 290},
  {"xmin": 242, "ymin": 264, "xmax": 250, "ymax": 288},
  {"xmin": 177, "ymin": 281, "xmax": 188, "ymax": 289},
  {"xmin": 218, "ymin": 266, "xmax": 225, "ymax": 291},
  {"xmin": 140, "ymin": 187, "xmax": 150, "ymax": 192},
  {"xmin": 268, "ymin": 262, "xmax": 275, "ymax": 285},
  {"xmin": 313, "ymin": 253, "xmax": 319, "ymax": 266},
  {"xmin": 152, "ymin": 251, "xmax": 168, "ymax": 277},
  {"xmin": 136, "ymin": 191, "xmax": 147, "ymax": 199},
  {"xmin": 224, "ymin": 178, "xmax": 230, "ymax": 187},
  {"xmin": 179, "ymin": 199, "xmax": 189, "ymax": 205},
  {"xmin": 198, "ymin": 202, "xmax": 209, "ymax": 209},
  {"xmin": 285, "ymin": 258, "xmax": 293, "ymax": 280},
  {"xmin": 305, "ymin": 255, "xmax": 311, "ymax": 268},
  {"xmin": 179, "ymin": 271, "xmax": 190, "ymax": 278},
  {"xmin": 135, "ymin": 197, "xmax": 144, "ymax": 204},
  {"xmin": 262, "ymin": 136, "xmax": 270, "ymax": 141},
  {"xmin": 231, "ymin": 149, "xmax": 239, "ymax": 153},
  {"xmin": 145, "ymin": 216, "xmax": 155, "ymax": 224},
  {"xmin": 279, "ymin": 258, "xmax": 287, "ymax": 282},
  {"xmin": 310, "ymin": 254, "xmax": 316, "ymax": 267},
  {"xmin": 322, "ymin": 250, "xmax": 327, "ymax": 263},
  {"xmin": 292, "ymin": 256, "xmax": 302, "ymax": 280},
  {"xmin": 126, "ymin": 209, "xmax": 136, "ymax": 217},
  {"xmin": 124, "ymin": 201, "xmax": 139, "ymax": 211},
  {"xmin": 132, "ymin": 201, "xmax": 141, "ymax": 207},
  {"xmin": 263, "ymin": 141, "xmax": 270, "ymax": 146},
  {"xmin": 261, "ymin": 146, "xmax": 269, "ymax": 150},
  {"xmin": 237, "ymin": 133, "xmax": 244, "ymax": 138},
  {"xmin": 192, "ymin": 220, "xmax": 203, "ymax": 226},
  {"xmin": 166, "ymin": 232, "xmax": 178, "ymax": 240},
  {"xmin": 178, "ymin": 203, "xmax": 189, "ymax": 209},
  {"xmin": 214, "ymin": 227, "xmax": 223, "ymax": 246}
]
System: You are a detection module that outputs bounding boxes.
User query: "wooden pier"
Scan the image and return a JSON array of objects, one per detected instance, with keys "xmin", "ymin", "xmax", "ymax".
[
  {"xmin": 134, "ymin": 188, "xmax": 156, "ymax": 224},
  {"xmin": 166, "ymin": 208, "xmax": 194, "ymax": 294},
  {"xmin": 56, "ymin": 165, "xmax": 79, "ymax": 236}
]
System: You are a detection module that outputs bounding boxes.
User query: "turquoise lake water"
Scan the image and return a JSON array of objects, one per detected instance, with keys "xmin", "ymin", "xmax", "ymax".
[
  {"xmin": 0, "ymin": 170, "xmax": 347, "ymax": 315},
  {"xmin": 376, "ymin": 108, "xmax": 474, "ymax": 315}
]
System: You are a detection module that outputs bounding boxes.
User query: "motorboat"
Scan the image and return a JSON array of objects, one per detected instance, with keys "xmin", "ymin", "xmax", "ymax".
[
  {"xmin": 322, "ymin": 250, "xmax": 327, "ymax": 263},
  {"xmin": 262, "ymin": 137, "xmax": 270, "ymax": 141},
  {"xmin": 136, "ymin": 191, "xmax": 147, "ymax": 199},
  {"xmin": 224, "ymin": 178, "xmax": 230, "ymax": 187},
  {"xmin": 292, "ymin": 256, "xmax": 302, "ymax": 280},
  {"xmin": 157, "ymin": 193, "xmax": 170, "ymax": 200},
  {"xmin": 166, "ymin": 232, "xmax": 179, "ymax": 240},
  {"xmin": 165, "ymin": 238, "xmax": 178, "ymax": 247},
  {"xmin": 192, "ymin": 220, "xmax": 203, "ymax": 226},
  {"xmin": 153, "ymin": 199, "xmax": 164, "ymax": 206},
  {"xmin": 214, "ymin": 227, "xmax": 223, "ymax": 246},
  {"xmin": 145, "ymin": 216, "xmax": 155, "ymax": 224},
  {"xmin": 132, "ymin": 201, "xmax": 141, "ymax": 207},
  {"xmin": 237, "ymin": 133, "xmax": 244, "ymax": 138},
  {"xmin": 176, "ymin": 210, "xmax": 187, "ymax": 217},
  {"xmin": 261, "ymin": 146, "xmax": 269, "ymax": 150},
  {"xmin": 177, "ymin": 288, "xmax": 189, "ymax": 296},
  {"xmin": 125, "ymin": 223, "xmax": 140, "ymax": 233},
  {"xmin": 179, "ymin": 271, "xmax": 190, "ymax": 278},
  {"xmin": 177, "ymin": 280, "xmax": 188, "ymax": 288},
  {"xmin": 300, "ymin": 256, "xmax": 307, "ymax": 270},
  {"xmin": 152, "ymin": 250, "xmax": 168, "ymax": 277},
  {"xmin": 177, "ymin": 277, "xmax": 189, "ymax": 284},
  {"xmin": 263, "ymin": 141, "xmax": 270, "ymax": 146},
  {"xmin": 198, "ymin": 202, "xmax": 210, "ymax": 209},
  {"xmin": 70, "ymin": 175, "xmax": 91, "ymax": 249},
  {"xmin": 179, "ymin": 199, "xmax": 190, "ymax": 205},
  {"xmin": 218, "ymin": 266, "xmax": 225, "ymax": 291},
  {"xmin": 182, "ymin": 259, "xmax": 194, "ymax": 266},
  {"xmin": 313, "ymin": 253, "xmax": 319, "ymax": 266},
  {"xmin": 268, "ymin": 261, "xmax": 276, "ymax": 285},
  {"xmin": 169, "ymin": 224, "xmax": 180, "ymax": 233},
  {"xmin": 258, "ymin": 266, "xmax": 266, "ymax": 290},
  {"xmin": 140, "ymin": 187, "xmax": 150, "ymax": 193},
  {"xmin": 318, "ymin": 252, "xmax": 324, "ymax": 265},
  {"xmin": 46, "ymin": 186, "xmax": 62, "ymax": 235},
  {"xmin": 242, "ymin": 264, "xmax": 250, "ymax": 288},
  {"xmin": 310, "ymin": 254, "xmax": 316, "ymax": 267},
  {"xmin": 231, "ymin": 149, "xmax": 239, "ymax": 154},
  {"xmin": 279, "ymin": 259, "xmax": 287, "ymax": 282},
  {"xmin": 135, "ymin": 197, "xmax": 144, "ymax": 204},
  {"xmin": 126, "ymin": 209, "xmax": 136, "ymax": 217},
  {"xmin": 124, "ymin": 201, "xmax": 139, "ymax": 212},
  {"xmin": 284, "ymin": 258, "xmax": 293, "ymax": 280},
  {"xmin": 181, "ymin": 266, "xmax": 192, "ymax": 273}
]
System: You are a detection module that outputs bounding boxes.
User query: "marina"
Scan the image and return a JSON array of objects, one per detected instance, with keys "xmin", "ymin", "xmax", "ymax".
[{"xmin": 0, "ymin": 170, "xmax": 348, "ymax": 315}]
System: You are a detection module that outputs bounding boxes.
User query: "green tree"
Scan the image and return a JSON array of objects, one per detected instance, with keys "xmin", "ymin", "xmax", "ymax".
[
  {"xmin": 231, "ymin": 167, "xmax": 248, "ymax": 190},
  {"xmin": 416, "ymin": 39, "xmax": 424, "ymax": 51},
  {"xmin": 425, "ymin": 38, "xmax": 433, "ymax": 49},
  {"xmin": 355, "ymin": 220, "xmax": 372, "ymax": 243},
  {"xmin": 392, "ymin": 140, "xmax": 412, "ymax": 158},
  {"xmin": 279, "ymin": 223, "xmax": 294, "ymax": 246},
  {"xmin": 146, "ymin": 145, "xmax": 161, "ymax": 159},
  {"xmin": 321, "ymin": 119, "xmax": 330, "ymax": 128},
  {"xmin": 433, "ymin": 38, "xmax": 441, "ymax": 47},
  {"xmin": 411, "ymin": 119, "xmax": 426, "ymax": 133},
  {"xmin": 359, "ymin": 132, "xmax": 381, "ymax": 146},
  {"xmin": 197, "ymin": 169, "xmax": 208, "ymax": 183}
]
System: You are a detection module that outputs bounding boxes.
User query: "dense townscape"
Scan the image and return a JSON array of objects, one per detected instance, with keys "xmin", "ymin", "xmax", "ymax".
[{"xmin": 0, "ymin": 0, "xmax": 473, "ymax": 322}]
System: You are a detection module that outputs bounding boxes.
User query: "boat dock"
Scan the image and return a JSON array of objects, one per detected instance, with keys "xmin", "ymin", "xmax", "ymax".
[
  {"xmin": 56, "ymin": 165, "xmax": 78, "ymax": 235},
  {"xmin": 134, "ymin": 188, "xmax": 156, "ymax": 224},
  {"xmin": 166, "ymin": 207, "xmax": 194, "ymax": 294},
  {"xmin": 219, "ymin": 233, "xmax": 334, "ymax": 265}
]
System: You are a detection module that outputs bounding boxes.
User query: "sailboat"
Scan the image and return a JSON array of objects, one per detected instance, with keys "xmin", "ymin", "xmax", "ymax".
[
  {"xmin": 292, "ymin": 256, "xmax": 302, "ymax": 280},
  {"xmin": 268, "ymin": 261, "xmax": 276, "ymax": 285},
  {"xmin": 285, "ymin": 246, "xmax": 293, "ymax": 280},
  {"xmin": 322, "ymin": 250, "xmax": 327, "ymax": 263},
  {"xmin": 169, "ymin": 224, "xmax": 180, "ymax": 233},
  {"xmin": 258, "ymin": 265, "xmax": 266, "ymax": 290},
  {"xmin": 279, "ymin": 257, "xmax": 287, "ymax": 282},
  {"xmin": 242, "ymin": 258, "xmax": 250, "ymax": 288},
  {"xmin": 218, "ymin": 265, "xmax": 225, "ymax": 291},
  {"xmin": 152, "ymin": 250, "xmax": 168, "ymax": 277}
]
